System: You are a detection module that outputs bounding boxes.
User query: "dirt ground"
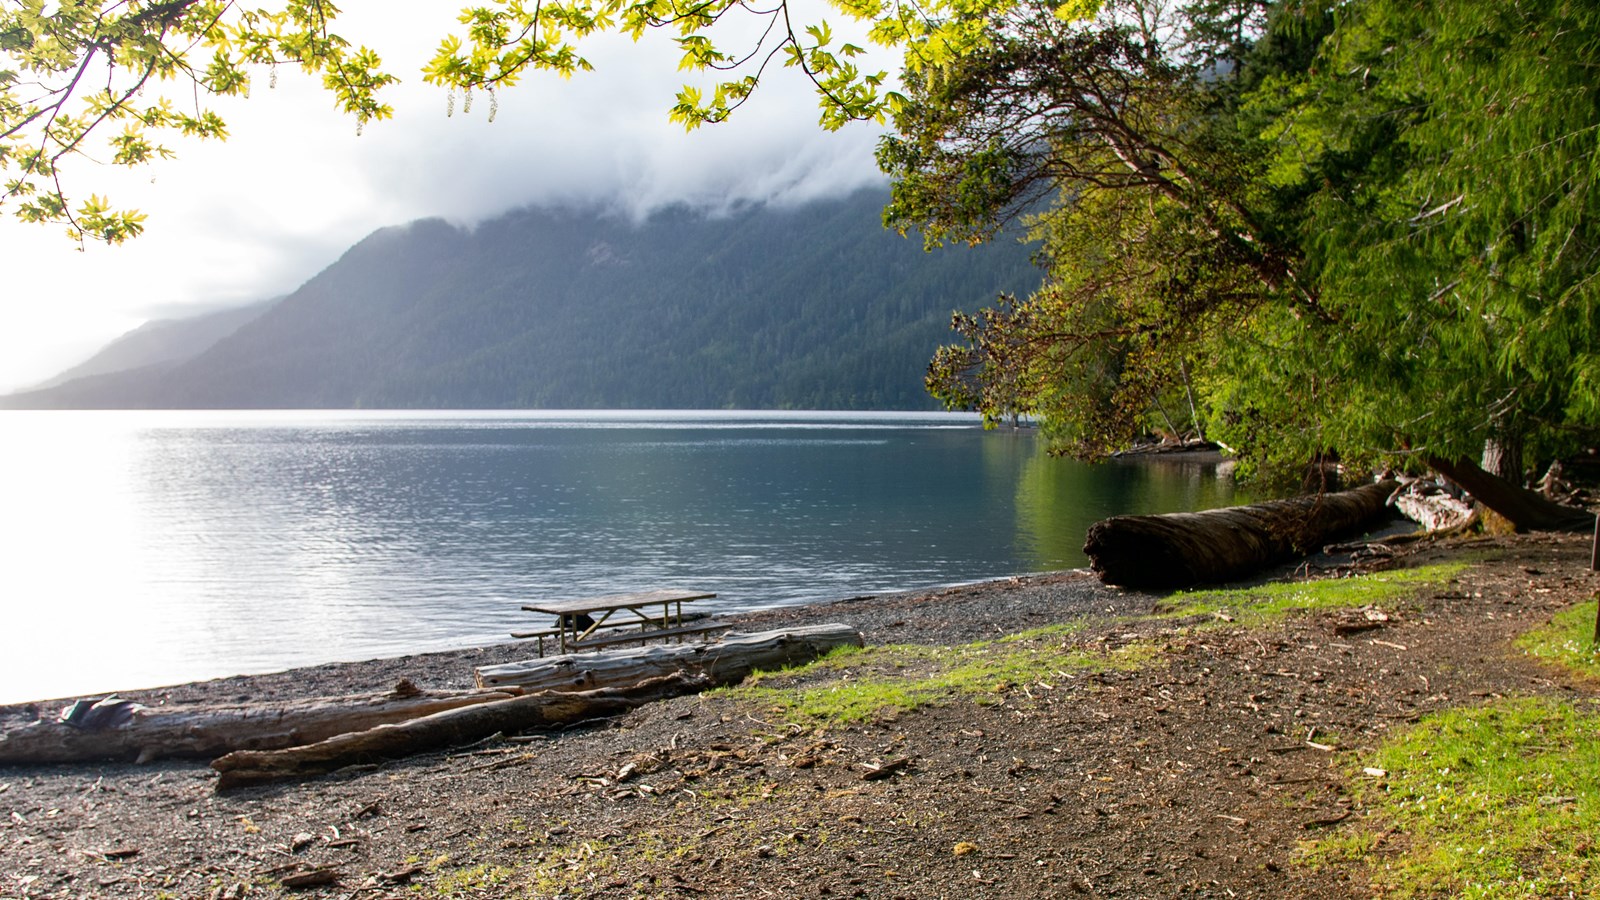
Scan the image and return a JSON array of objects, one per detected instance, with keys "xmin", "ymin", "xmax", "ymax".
[{"xmin": 2, "ymin": 531, "xmax": 1596, "ymax": 899}]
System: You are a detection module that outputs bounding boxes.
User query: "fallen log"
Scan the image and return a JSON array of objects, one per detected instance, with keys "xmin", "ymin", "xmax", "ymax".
[
  {"xmin": 211, "ymin": 674, "xmax": 703, "ymax": 790},
  {"xmin": 0, "ymin": 682, "xmax": 517, "ymax": 765},
  {"xmin": 211, "ymin": 625, "xmax": 862, "ymax": 789},
  {"xmin": 473, "ymin": 624, "xmax": 865, "ymax": 692},
  {"xmin": 1083, "ymin": 480, "xmax": 1400, "ymax": 589}
]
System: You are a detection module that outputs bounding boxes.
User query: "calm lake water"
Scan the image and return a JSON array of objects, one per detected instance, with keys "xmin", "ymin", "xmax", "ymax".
[{"xmin": 0, "ymin": 410, "xmax": 1240, "ymax": 703}]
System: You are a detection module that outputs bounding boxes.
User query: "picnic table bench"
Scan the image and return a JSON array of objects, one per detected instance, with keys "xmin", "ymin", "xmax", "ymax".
[{"xmin": 513, "ymin": 589, "xmax": 728, "ymax": 656}]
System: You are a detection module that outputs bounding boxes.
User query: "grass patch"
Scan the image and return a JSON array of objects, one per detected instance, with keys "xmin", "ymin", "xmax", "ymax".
[
  {"xmin": 720, "ymin": 633, "xmax": 1157, "ymax": 728},
  {"xmin": 518, "ymin": 837, "xmax": 624, "ymax": 897},
  {"xmin": 1159, "ymin": 563, "xmax": 1466, "ymax": 627},
  {"xmin": 432, "ymin": 862, "xmax": 513, "ymax": 896},
  {"xmin": 1304, "ymin": 697, "xmax": 1600, "ymax": 898},
  {"xmin": 1517, "ymin": 597, "xmax": 1600, "ymax": 681}
]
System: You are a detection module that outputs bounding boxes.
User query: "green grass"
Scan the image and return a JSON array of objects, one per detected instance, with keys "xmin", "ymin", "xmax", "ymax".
[
  {"xmin": 1158, "ymin": 563, "xmax": 1466, "ymax": 627},
  {"xmin": 719, "ymin": 632, "xmax": 1157, "ymax": 727},
  {"xmin": 718, "ymin": 567, "xmax": 1462, "ymax": 729},
  {"xmin": 432, "ymin": 863, "xmax": 513, "ymax": 895},
  {"xmin": 1517, "ymin": 597, "xmax": 1600, "ymax": 681},
  {"xmin": 1304, "ymin": 697, "xmax": 1600, "ymax": 898}
]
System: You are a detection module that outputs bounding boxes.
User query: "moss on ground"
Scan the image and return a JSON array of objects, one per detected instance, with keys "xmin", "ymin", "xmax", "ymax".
[
  {"xmin": 720, "ymin": 631, "xmax": 1156, "ymax": 728},
  {"xmin": 1157, "ymin": 563, "xmax": 1466, "ymax": 627}
]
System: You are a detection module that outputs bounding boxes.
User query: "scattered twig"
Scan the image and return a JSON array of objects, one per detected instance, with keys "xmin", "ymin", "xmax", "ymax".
[
  {"xmin": 1301, "ymin": 810, "xmax": 1352, "ymax": 829},
  {"xmin": 860, "ymin": 757, "xmax": 913, "ymax": 781},
  {"xmin": 458, "ymin": 752, "xmax": 541, "ymax": 774}
]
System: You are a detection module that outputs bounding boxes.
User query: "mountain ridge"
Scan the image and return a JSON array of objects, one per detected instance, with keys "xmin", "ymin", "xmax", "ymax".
[
  {"xmin": 5, "ymin": 190, "xmax": 1040, "ymax": 410},
  {"xmin": 27, "ymin": 297, "xmax": 280, "ymax": 391}
]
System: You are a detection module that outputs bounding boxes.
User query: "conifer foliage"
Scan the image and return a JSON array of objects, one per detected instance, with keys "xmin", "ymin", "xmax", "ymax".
[{"xmin": 899, "ymin": 0, "xmax": 1599, "ymax": 522}]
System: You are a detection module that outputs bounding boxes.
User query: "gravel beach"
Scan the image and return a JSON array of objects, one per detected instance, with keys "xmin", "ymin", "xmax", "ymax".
[{"xmin": 2, "ymin": 532, "xmax": 1595, "ymax": 899}]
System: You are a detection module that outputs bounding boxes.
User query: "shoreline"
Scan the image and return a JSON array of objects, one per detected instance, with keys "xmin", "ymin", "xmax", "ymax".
[
  {"xmin": 0, "ymin": 499, "xmax": 1401, "ymax": 717},
  {"xmin": 2, "ymin": 533, "xmax": 1593, "ymax": 899},
  {"xmin": 0, "ymin": 568, "xmax": 1128, "ymax": 719}
]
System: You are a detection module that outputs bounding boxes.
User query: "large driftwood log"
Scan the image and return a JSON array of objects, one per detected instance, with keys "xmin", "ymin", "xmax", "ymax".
[
  {"xmin": 0, "ymin": 685, "xmax": 517, "ymax": 765},
  {"xmin": 211, "ymin": 675, "xmax": 702, "ymax": 790},
  {"xmin": 210, "ymin": 626, "xmax": 862, "ymax": 790},
  {"xmin": 474, "ymin": 624, "xmax": 865, "ymax": 692},
  {"xmin": 1083, "ymin": 480, "xmax": 1400, "ymax": 589}
]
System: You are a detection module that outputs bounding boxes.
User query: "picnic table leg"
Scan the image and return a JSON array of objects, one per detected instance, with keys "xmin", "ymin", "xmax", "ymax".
[{"xmin": 580, "ymin": 611, "xmax": 614, "ymax": 642}]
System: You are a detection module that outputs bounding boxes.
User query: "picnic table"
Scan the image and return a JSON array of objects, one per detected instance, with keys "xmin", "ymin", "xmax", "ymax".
[{"xmin": 514, "ymin": 589, "xmax": 725, "ymax": 656}]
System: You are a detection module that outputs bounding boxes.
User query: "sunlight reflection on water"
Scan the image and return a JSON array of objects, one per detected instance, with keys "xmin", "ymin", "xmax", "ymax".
[{"xmin": 0, "ymin": 410, "xmax": 1239, "ymax": 703}]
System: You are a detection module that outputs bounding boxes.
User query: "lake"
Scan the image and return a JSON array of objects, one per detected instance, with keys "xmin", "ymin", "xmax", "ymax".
[{"xmin": 0, "ymin": 410, "xmax": 1240, "ymax": 703}]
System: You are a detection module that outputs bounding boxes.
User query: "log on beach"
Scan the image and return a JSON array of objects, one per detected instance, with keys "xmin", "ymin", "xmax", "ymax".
[
  {"xmin": 210, "ymin": 625, "xmax": 862, "ymax": 789},
  {"xmin": 0, "ymin": 684, "xmax": 518, "ymax": 766},
  {"xmin": 211, "ymin": 675, "xmax": 700, "ymax": 790},
  {"xmin": 474, "ymin": 624, "xmax": 866, "ymax": 693},
  {"xmin": 1083, "ymin": 480, "xmax": 1400, "ymax": 589}
]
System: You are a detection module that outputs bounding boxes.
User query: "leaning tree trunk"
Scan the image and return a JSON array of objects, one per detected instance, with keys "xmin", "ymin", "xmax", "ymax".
[
  {"xmin": 1083, "ymin": 480, "xmax": 1399, "ymax": 589},
  {"xmin": 1427, "ymin": 455, "xmax": 1593, "ymax": 532}
]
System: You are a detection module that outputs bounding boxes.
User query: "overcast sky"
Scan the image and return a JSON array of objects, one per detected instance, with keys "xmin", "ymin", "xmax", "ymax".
[{"xmin": 0, "ymin": 1, "xmax": 891, "ymax": 393}]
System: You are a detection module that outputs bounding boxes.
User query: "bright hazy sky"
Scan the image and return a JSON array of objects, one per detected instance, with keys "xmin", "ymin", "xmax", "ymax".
[{"xmin": 0, "ymin": 1, "xmax": 890, "ymax": 393}]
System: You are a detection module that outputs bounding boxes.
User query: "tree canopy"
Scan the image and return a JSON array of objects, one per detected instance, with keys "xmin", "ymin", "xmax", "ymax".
[
  {"xmin": 1, "ymin": 0, "xmax": 936, "ymax": 243},
  {"xmin": 899, "ymin": 0, "xmax": 1598, "ymax": 518}
]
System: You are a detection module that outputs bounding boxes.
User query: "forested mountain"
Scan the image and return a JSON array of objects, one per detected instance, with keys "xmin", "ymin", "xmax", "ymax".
[{"xmin": 5, "ymin": 189, "xmax": 1040, "ymax": 410}]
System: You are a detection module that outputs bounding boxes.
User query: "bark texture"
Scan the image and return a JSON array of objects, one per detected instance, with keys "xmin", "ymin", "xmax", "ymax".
[
  {"xmin": 1427, "ymin": 455, "xmax": 1594, "ymax": 533},
  {"xmin": 211, "ymin": 676, "xmax": 698, "ymax": 790},
  {"xmin": 209, "ymin": 626, "xmax": 862, "ymax": 789},
  {"xmin": 475, "ymin": 624, "xmax": 865, "ymax": 692},
  {"xmin": 0, "ymin": 685, "xmax": 517, "ymax": 765},
  {"xmin": 1391, "ymin": 484, "xmax": 1476, "ymax": 533},
  {"xmin": 1083, "ymin": 480, "xmax": 1399, "ymax": 589}
]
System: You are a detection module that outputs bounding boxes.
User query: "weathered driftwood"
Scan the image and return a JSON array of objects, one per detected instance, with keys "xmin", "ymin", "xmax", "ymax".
[
  {"xmin": 474, "ymin": 624, "xmax": 865, "ymax": 692},
  {"xmin": 210, "ymin": 626, "xmax": 862, "ymax": 789},
  {"xmin": 0, "ymin": 684, "xmax": 517, "ymax": 765},
  {"xmin": 210, "ymin": 675, "xmax": 702, "ymax": 790},
  {"xmin": 1083, "ymin": 480, "xmax": 1399, "ymax": 589},
  {"xmin": 1390, "ymin": 482, "xmax": 1477, "ymax": 533}
]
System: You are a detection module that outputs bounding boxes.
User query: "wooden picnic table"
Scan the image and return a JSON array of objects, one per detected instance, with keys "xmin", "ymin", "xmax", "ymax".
[{"xmin": 519, "ymin": 589, "xmax": 719, "ymax": 656}]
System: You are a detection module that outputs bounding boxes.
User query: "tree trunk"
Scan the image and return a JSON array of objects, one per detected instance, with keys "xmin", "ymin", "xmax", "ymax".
[
  {"xmin": 1426, "ymin": 455, "xmax": 1593, "ymax": 532},
  {"xmin": 211, "ymin": 675, "xmax": 700, "ymax": 790},
  {"xmin": 1179, "ymin": 360, "xmax": 1205, "ymax": 441},
  {"xmin": 474, "ymin": 624, "xmax": 865, "ymax": 692},
  {"xmin": 1082, "ymin": 480, "xmax": 1399, "ymax": 589},
  {"xmin": 0, "ymin": 686, "xmax": 518, "ymax": 766},
  {"xmin": 1480, "ymin": 437, "xmax": 1525, "ymax": 484}
]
